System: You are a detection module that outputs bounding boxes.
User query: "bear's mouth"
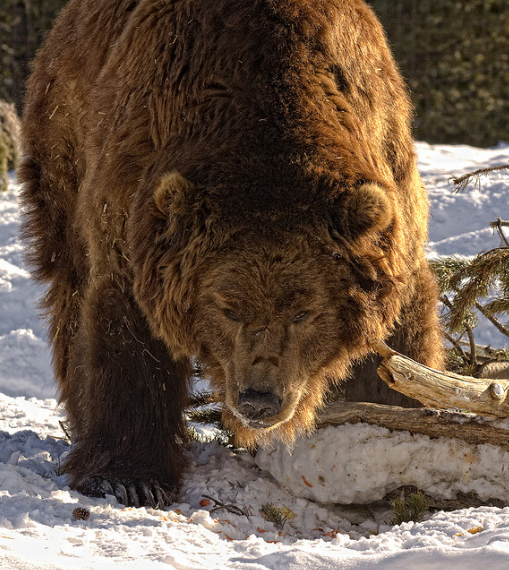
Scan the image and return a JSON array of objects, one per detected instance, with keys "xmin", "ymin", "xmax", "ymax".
[
  {"xmin": 237, "ymin": 388, "xmax": 282, "ymax": 421},
  {"xmin": 247, "ymin": 419, "xmax": 274, "ymax": 429},
  {"xmin": 226, "ymin": 401, "xmax": 281, "ymax": 430}
]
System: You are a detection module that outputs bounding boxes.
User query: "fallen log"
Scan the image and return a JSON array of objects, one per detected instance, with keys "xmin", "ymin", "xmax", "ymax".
[
  {"xmin": 316, "ymin": 343, "xmax": 509, "ymax": 451},
  {"xmin": 317, "ymin": 401, "xmax": 509, "ymax": 452},
  {"xmin": 374, "ymin": 341, "xmax": 509, "ymax": 418}
]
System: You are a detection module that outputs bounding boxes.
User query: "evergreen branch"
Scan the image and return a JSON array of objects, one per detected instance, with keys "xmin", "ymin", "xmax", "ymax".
[
  {"xmin": 429, "ymin": 257, "xmax": 470, "ymax": 292},
  {"xmin": 391, "ymin": 490, "xmax": 429, "ymax": 525},
  {"xmin": 448, "ymin": 247, "xmax": 509, "ymax": 332},
  {"xmin": 186, "ymin": 390, "xmax": 223, "ymax": 426},
  {"xmin": 260, "ymin": 503, "xmax": 287, "ymax": 530},
  {"xmin": 449, "ymin": 247, "xmax": 509, "ymax": 292},
  {"xmin": 186, "ymin": 407, "xmax": 222, "ymax": 425},
  {"xmin": 485, "ymin": 298, "xmax": 509, "ymax": 318},
  {"xmin": 188, "ymin": 390, "xmax": 216, "ymax": 408}
]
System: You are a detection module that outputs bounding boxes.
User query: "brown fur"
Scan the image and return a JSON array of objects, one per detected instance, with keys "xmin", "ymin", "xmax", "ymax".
[
  {"xmin": 20, "ymin": 0, "xmax": 443, "ymax": 506},
  {"xmin": 0, "ymin": 101, "xmax": 20, "ymax": 192}
]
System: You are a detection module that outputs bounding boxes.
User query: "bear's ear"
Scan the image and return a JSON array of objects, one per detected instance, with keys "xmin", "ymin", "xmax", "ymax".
[
  {"xmin": 153, "ymin": 170, "xmax": 194, "ymax": 220},
  {"xmin": 333, "ymin": 182, "xmax": 394, "ymax": 240}
]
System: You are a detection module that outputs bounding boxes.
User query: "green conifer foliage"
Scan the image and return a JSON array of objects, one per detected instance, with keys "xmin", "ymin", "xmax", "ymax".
[{"xmin": 430, "ymin": 166, "xmax": 509, "ymax": 375}]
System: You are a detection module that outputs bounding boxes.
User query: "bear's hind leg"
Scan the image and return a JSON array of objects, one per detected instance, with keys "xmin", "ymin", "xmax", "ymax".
[
  {"xmin": 19, "ymin": 151, "xmax": 89, "ymax": 403},
  {"xmin": 64, "ymin": 277, "xmax": 189, "ymax": 508}
]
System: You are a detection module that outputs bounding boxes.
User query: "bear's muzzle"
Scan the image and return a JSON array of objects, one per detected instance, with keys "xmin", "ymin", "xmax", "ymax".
[{"xmin": 237, "ymin": 388, "xmax": 283, "ymax": 428}]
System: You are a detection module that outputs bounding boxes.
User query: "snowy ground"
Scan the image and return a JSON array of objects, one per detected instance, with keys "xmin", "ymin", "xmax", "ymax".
[{"xmin": 1, "ymin": 142, "xmax": 509, "ymax": 569}]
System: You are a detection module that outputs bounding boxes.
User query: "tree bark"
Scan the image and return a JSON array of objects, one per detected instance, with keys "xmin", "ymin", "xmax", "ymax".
[{"xmin": 317, "ymin": 401, "xmax": 509, "ymax": 452}]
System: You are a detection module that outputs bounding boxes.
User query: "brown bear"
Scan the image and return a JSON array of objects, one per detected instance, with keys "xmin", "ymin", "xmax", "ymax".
[{"xmin": 20, "ymin": 0, "xmax": 443, "ymax": 508}]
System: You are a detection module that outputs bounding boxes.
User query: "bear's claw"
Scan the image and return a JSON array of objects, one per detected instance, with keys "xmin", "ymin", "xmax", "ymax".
[{"xmin": 76, "ymin": 476, "xmax": 173, "ymax": 509}]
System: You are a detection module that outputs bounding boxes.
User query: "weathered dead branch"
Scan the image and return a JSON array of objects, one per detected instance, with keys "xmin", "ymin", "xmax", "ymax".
[{"xmin": 374, "ymin": 341, "xmax": 509, "ymax": 418}]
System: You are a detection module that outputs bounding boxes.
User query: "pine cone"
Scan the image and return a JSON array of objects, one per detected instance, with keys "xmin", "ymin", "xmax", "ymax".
[{"xmin": 72, "ymin": 507, "xmax": 91, "ymax": 521}]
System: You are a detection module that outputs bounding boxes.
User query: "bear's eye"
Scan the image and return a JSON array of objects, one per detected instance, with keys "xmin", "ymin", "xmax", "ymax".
[
  {"xmin": 223, "ymin": 308, "xmax": 240, "ymax": 322},
  {"xmin": 292, "ymin": 311, "xmax": 309, "ymax": 323}
]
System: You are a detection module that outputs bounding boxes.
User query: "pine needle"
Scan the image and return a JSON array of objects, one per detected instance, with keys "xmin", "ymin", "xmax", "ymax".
[
  {"xmin": 429, "ymin": 256, "xmax": 470, "ymax": 292},
  {"xmin": 188, "ymin": 390, "xmax": 216, "ymax": 408},
  {"xmin": 260, "ymin": 503, "xmax": 287, "ymax": 530},
  {"xmin": 448, "ymin": 247, "xmax": 509, "ymax": 333},
  {"xmin": 186, "ymin": 407, "xmax": 223, "ymax": 425},
  {"xmin": 391, "ymin": 491, "xmax": 429, "ymax": 525}
]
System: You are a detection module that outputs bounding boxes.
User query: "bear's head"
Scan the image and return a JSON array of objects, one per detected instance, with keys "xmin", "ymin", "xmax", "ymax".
[{"xmin": 130, "ymin": 170, "xmax": 404, "ymax": 448}]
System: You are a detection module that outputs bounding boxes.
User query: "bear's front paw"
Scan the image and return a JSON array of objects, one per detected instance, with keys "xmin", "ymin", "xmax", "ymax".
[{"xmin": 75, "ymin": 476, "xmax": 176, "ymax": 508}]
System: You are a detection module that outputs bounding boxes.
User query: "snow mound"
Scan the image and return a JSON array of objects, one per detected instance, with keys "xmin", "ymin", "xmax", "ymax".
[{"xmin": 256, "ymin": 423, "xmax": 509, "ymax": 504}]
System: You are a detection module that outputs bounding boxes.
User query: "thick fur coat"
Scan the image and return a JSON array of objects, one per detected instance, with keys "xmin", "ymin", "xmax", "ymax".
[{"xmin": 20, "ymin": 0, "xmax": 443, "ymax": 507}]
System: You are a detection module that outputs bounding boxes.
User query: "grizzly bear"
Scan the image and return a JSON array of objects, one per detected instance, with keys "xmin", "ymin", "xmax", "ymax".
[{"xmin": 20, "ymin": 0, "xmax": 443, "ymax": 508}]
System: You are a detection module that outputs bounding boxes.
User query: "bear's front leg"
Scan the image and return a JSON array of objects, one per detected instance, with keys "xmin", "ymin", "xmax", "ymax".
[{"xmin": 63, "ymin": 277, "xmax": 189, "ymax": 508}]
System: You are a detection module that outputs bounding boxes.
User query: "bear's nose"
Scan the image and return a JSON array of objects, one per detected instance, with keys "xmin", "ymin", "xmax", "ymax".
[{"xmin": 238, "ymin": 389, "xmax": 282, "ymax": 421}]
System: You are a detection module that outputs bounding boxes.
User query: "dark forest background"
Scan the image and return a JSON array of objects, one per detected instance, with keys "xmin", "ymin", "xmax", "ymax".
[{"xmin": 0, "ymin": 0, "xmax": 508, "ymax": 146}]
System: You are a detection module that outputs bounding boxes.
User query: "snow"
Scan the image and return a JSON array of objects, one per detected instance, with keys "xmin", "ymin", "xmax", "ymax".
[
  {"xmin": 256, "ymin": 423, "xmax": 509, "ymax": 504},
  {"xmin": 1, "ymin": 142, "xmax": 509, "ymax": 568},
  {"xmin": 423, "ymin": 142, "xmax": 509, "ymax": 258}
]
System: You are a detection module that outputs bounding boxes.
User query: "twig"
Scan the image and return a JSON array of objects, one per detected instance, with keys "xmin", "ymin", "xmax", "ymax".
[
  {"xmin": 465, "ymin": 322, "xmax": 477, "ymax": 366},
  {"xmin": 59, "ymin": 420, "xmax": 71, "ymax": 441},
  {"xmin": 443, "ymin": 331, "xmax": 470, "ymax": 363},
  {"xmin": 456, "ymin": 340, "xmax": 507, "ymax": 358},
  {"xmin": 451, "ymin": 164, "xmax": 509, "ymax": 193},
  {"xmin": 490, "ymin": 218, "xmax": 509, "ymax": 247},
  {"xmin": 442, "ymin": 294, "xmax": 478, "ymax": 366},
  {"xmin": 490, "ymin": 220, "xmax": 509, "ymax": 228},
  {"xmin": 201, "ymin": 494, "xmax": 250, "ymax": 517},
  {"xmin": 475, "ymin": 302, "xmax": 509, "ymax": 338}
]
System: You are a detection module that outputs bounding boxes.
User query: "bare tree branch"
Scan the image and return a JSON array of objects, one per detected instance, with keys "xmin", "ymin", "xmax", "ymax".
[
  {"xmin": 490, "ymin": 218, "xmax": 509, "ymax": 247},
  {"xmin": 475, "ymin": 301, "xmax": 509, "ymax": 337},
  {"xmin": 465, "ymin": 322, "xmax": 477, "ymax": 366},
  {"xmin": 443, "ymin": 331, "xmax": 469, "ymax": 362},
  {"xmin": 374, "ymin": 341, "xmax": 509, "ymax": 418},
  {"xmin": 451, "ymin": 164, "xmax": 509, "ymax": 193}
]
